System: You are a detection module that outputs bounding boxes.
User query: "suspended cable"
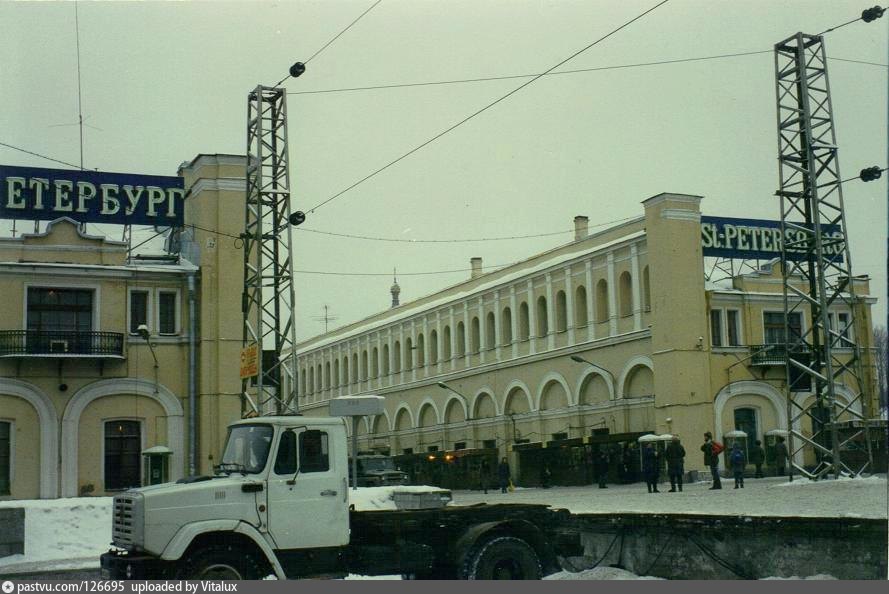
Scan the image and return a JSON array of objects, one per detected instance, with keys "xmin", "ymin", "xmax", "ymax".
[
  {"xmin": 273, "ymin": 0, "xmax": 382, "ymax": 86},
  {"xmin": 819, "ymin": 5, "xmax": 885, "ymax": 35},
  {"xmin": 305, "ymin": 0, "xmax": 671, "ymax": 213},
  {"xmin": 293, "ymin": 262, "xmax": 516, "ymax": 277},
  {"xmin": 0, "ymin": 141, "xmax": 82, "ymax": 169}
]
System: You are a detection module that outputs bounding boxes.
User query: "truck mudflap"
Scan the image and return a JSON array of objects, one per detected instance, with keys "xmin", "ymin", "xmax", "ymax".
[{"xmin": 100, "ymin": 550, "xmax": 172, "ymax": 580}]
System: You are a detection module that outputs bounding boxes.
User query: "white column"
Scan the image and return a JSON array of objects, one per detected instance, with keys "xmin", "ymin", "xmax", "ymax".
[
  {"xmin": 585, "ymin": 260, "xmax": 595, "ymax": 341},
  {"xmin": 449, "ymin": 307, "xmax": 456, "ymax": 372},
  {"xmin": 375, "ymin": 332, "xmax": 383, "ymax": 389},
  {"xmin": 631, "ymin": 243, "xmax": 642, "ymax": 331},
  {"xmin": 545, "ymin": 272, "xmax": 555, "ymax": 350},
  {"xmin": 478, "ymin": 297, "xmax": 486, "ymax": 364},
  {"xmin": 410, "ymin": 320, "xmax": 417, "ymax": 383},
  {"xmin": 565, "ymin": 267, "xmax": 575, "ymax": 344},
  {"xmin": 436, "ymin": 311, "xmax": 444, "ymax": 374},
  {"xmin": 399, "ymin": 324, "xmax": 406, "ymax": 385},
  {"xmin": 527, "ymin": 280, "xmax": 536, "ymax": 355},
  {"xmin": 494, "ymin": 290, "xmax": 502, "ymax": 362},
  {"xmin": 607, "ymin": 252, "xmax": 617, "ymax": 336},
  {"xmin": 336, "ymin": 344, "xmax": 343, "ymax": 397},
  {"xmin": 463, "ymin": 302, "xmax": 470, "ymax": 369},
  {"xmin": 509, "ymin": 286, "xmax": 518, "ymax": 359}
]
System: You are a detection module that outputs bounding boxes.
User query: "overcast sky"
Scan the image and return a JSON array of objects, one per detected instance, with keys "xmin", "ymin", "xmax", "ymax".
[{"xmin": 1, "ymin": 0, "xmax": 886, "ymax": 341}]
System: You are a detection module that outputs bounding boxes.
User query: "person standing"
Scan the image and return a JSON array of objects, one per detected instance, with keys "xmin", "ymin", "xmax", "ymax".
[
  {"xmin": 774, "ymin": 436, "xmax": 788, "ymax": 476},
  {"xmin": 748, "ymin": 440, "xmax": 765, "ymax": 478},
  {"xmin": 594, "ymin": 448, "xmax": 609, "ymax": 489},
  {"xmin": 479, "ymin": 459, "xmax": 491, "ymax": 494},
  {"xmin": 664, "ymin": 436, "xmax": 686, "ymax": 492},
  {"xmin": 497, "ymin": 457, "xmax": 511, "ymax": 493},
  {"xmin": 642, "ymin": 443, "xmax": 660, "ymax": 493},
  {"xmin": 701, "ymin": 432, "xmax": 722, "ymax": 490},
  {"xmin": 730, "ymin": 443, "xmax": 746, "ymax": 489}
]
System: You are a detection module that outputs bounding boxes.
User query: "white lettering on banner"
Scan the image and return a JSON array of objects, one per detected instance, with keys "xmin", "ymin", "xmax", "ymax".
[
  {"xmin": 737, "ymin": 226, "xmax": 749, "ymax": 250},
  {"xmin": 146, "ymin": 186, "xmax": 166, "ymax": 217},
  {"xmin": 166, "ymin": 188, "xmax": 184, "ymax": 217},
  {"xmin": 5, "ymin": 177, "xmax": 25, "ymax": 209},
  {"xmin": 75, "ymin": 181, "xmax": 97, "ymax": 213},
  {"xmin": 29, "ymin": 178, "xmax": 48, "ymax": 210},
  {"xmin": 701, "ymin": 222, "xmax": 715, "ymax": 248},
  {"xmin": 123, "ymin": 185, "xmax": 144, "ymax": 215},
  {"xmin": 100, "ymin": 184, "xmax": 120, "ymax": 215},
  {"xmin": 54, "ymin": 180, "xmax": 74, "ymax": 212}
]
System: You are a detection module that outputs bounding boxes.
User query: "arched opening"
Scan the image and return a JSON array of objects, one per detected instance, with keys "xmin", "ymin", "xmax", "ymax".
[
  {"xmin": 501, "ymin": 307, "xmax": 513, "ymax": 345},
  {"xmin": 536, "ymin": 296, "xmax": 548, "ymax": 337},
  {"xmin": 352, "ymin": 353, "xmax": 358, "ymax": 383},
  {"xmin": 470, "ymin": 317, "xmax": 480, "ymax": 353},
  {"xmin": 579, "ymin": 374, "xmax": 611, "ymax": 405},
  {"xmin": 300, "ymin": 368, "xmax": 307, "ymax": 395},
  {"xmin": 456, "ymin": 322, "xmax": 466, "ymax": 357},
  {"xmin": 405, "ymin": 337, "xmax": 413, "ymax": 370},
  {"xmin": 596, "ymin": 279, "xmax": 609, "ymax": 323},
  {"xmin": 418, "ymin": 404, "xmax": 437, "ymax": 428},
  {"xmin": 308, "ymin": 367, "xmax": 314, "ymax": 393},
  {"xmin": 316, "ymin": 364, "xmax": 322, "ymax": 391},
  {"xmin": 518, "ymin": 302, "xmax": 530, "ymax": 340},
  {"xmin": 394, "ymin": 408, "xmax": 412, "ymax": 431},
  {"xmin": 505, "ymin": 387, "xmax": 531, "ymax": 414},
  {"xmin": 445, "ymin": 399, "xmax": 467, "ymax": 424},
  {"xmin": 324, "ymin": 362, "xmax": 331, "ymax": 390},
  {"xmin": 619, "ymin": 271, "xmax": 633, "ymax": 317},
  {"xmin": 342, "ymin": 357, "xmax": 349, "ymax": 386},
  {"xmin": 430, "ymin": 329, "xmax": 439, "ymax": 363},
  {"xmin": 382, "ymin": 344, "xmax": 390, "ymax": 375},
  {"xmin": 624, "ymin": 365, "xmax": 653, "ymax": 398},
  {"xmin": 442, "ymin": 326, "xmax": 451, "ymax": 360},
  {"xmin": 417, "ymin": 333, "xmax": 425, "ymax": 367},
  {"xmin": 574, "ymin": 285, "xmax": 588, "ymax": 327},
  {"xmin": 486, "ymin": 312, "xmax": 496, "ymax": 350},
  {"xmin": 361, "ymin": 351, "xmax": 368, "ymax": 380},
  {"xmin": 393, "ymin": 341, "xmax": 401, "ymax": 373},
  {"xmin": 473, "ymin": 393, "xmax": 496, "ymax": 419},
  {"xmin": 332, "ymin": 360, "xmax": 339, "ymax": 388},
  {"xmin": 540, "ymin": 380, "xmax": 569, "ymax": 411},
  {"xmin": 371, "ymin": 348, "xmax": 379, "ymax": 378},
  {"xmin": 555, "ymin": 290, "xmax": 567, "ymax": 332}
]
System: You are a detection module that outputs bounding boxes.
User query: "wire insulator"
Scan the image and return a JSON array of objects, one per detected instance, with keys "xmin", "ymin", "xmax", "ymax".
[{"xmin": 861, "ymin": 6, "xmax": 885, "ymax": 22}]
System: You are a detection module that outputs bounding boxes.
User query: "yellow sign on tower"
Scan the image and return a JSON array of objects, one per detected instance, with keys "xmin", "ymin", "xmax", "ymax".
[{"xmin": 239, "ymin": 343, "xmax": 259, "ymax": 379}]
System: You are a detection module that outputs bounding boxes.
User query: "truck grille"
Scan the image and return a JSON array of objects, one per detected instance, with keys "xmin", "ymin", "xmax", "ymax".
[{"xmin": 112, "ymin": 494, "xmax": 141, "ymax": 549}]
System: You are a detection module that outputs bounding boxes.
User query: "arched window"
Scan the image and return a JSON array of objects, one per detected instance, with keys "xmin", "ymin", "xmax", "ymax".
[
  {"xmin": 324, "ymin": 362, "xmax": 331, "ymax": 389},
  {"xmin": 596, "ymin": 279, "xmax": 609, "ymax": 323},
  {"xmin": 501, "ymin": 307, "xmax": 513, "ymax": 344},
  {"xmin": 470, "ymin": 317, "xmax": 480, "ymax": 353},
  {"xmin": 308, "ymin": 367, "xmax": 314, "ymax": 394},
  {"xmin": 486, "ymin": 312, "xmax": 496, "ymax": 349},
  {"xmin": 430, "ymin": 329, "xmax": 439, "ymax": 363},
  {"xmin": 555, "ymin": 290, "xmax": 567, "ymax": 332},
  {"xmin": 371, "ymin": 348, "xmax": 379, "ymax": 378},
  {"xmin": 352, "ymin": 353, "xmax": 359, "ymax": 382},
  {"xmin": 643, "ymin": 266, "xmax": 651, "ymax": 312},
  {"xmin": 382, "ymin": 344, "xmax": 390, "ymax": 375},
  {"xmin": 342, "ymin": 357, "xmax": 349, "ymax": 385},
  {"xmin": 518, "ymin": 302, "xmax": 530, "ymax": 340},
  {"xmin": 456, "ymin": 322, "xmax": 466, "ymax": 356},
  {"xmin": 619, "ymin": 271, "xmax": 633, "ymax": 317},
  {"xmin": 575, "ymin": 285, "xmax": 588, "ymax": 327},
  {"xmin": 300, "ymin": 368, "xmax": 307, "ymax": 395},
  {"xmin": 405, "ymin": 337, "xmax": 413, "ymax": 370},
  {"xmin": 417, "ymin": 333, "xmax": 425, "ymax": 366},
  {"xmin": 393, "ymin": 341, "xmax": 401, "ymax": 373},
  {"xmin": 361, "ymin": 350, "xmax": 368, "ymax": 380},
  {"xmin": 332, "ymin": 360, "xmax": 339, "ymax": 388},
  {"xmin": 316, "ymin": 364, "xmax": 322, "ymax": 391},
  {"xmin": 536, "ymin": 296, "xmax": 548, "ymax": 337},
  {"xmin": 443, "ymin": 326, "xmax": 451, "ymax": 360}
]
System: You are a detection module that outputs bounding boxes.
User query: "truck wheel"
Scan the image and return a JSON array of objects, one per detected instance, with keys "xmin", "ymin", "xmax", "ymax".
[
  {"xmin": 460, "ymin": 536, "xmax": 542, "ymax": 580},
  {"xmin": 177, "ymin": 543, "xmax": 266, "ymax": 580}
]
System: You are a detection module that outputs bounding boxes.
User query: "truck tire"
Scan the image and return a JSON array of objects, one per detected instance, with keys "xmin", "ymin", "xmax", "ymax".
[
  {"xmin": 460, "ymin": 536, "xmax": 542, "ymax": 580},
  {"xmin": 177, "ymin": 543, "xmax": 267, "ymax": 580}
]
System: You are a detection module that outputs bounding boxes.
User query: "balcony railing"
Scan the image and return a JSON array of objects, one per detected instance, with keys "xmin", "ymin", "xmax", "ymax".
[
  {"xmin": 0, "ymin": 330, "xmax": 125, "ymax": 358},
  {"xmin": 749, "ymin": 343, "xmax": 811, "ymax": 366}
]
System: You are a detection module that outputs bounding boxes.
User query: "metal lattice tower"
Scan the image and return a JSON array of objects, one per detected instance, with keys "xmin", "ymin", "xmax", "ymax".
[
  {"xmin": 242, "ymin": 85, "xmax": 299, "ymax": 416},
  {"xmin": 774, "ymin": 33, "xmax": 873, "ymax": 479}
]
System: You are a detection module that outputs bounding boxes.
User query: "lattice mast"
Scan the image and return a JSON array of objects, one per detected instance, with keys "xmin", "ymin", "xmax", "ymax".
[
  {"xmin": 242, "ymin": 85, "xmax": 299, "ymax": 416},
  {"xmin": 773, "ymin": 33, "xmax": 873, "ymax": 479}
]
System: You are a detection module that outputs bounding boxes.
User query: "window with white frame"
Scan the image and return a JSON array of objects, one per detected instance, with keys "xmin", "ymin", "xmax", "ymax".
[
  {"xmin": 129, "ymin": 290, "xmax": 150, "ymax": 334},
  {"xmin": 710, "ymin": 309, "xmax": 723, "ymax": 347},
  {"xmin": 157, "ymin": 290, "xmax": 179, "ymax": 335},
  {"xmin": 830, "ymin": 311, "xmax": 853, "ymax": 347},
  {"xmin": 726, "ymin": 310, "xmax": 741, "ymax": 346},
  {"xmin": 0, "ymin": 421, "xmax": 11, "ymax": 495},
  {"xmin": 764, "ymin": 311, "xmax": 802, "ymax": 344},
  {"xmin": 711, "ymin": 308, "xmax": 743, "ymax": 347}
]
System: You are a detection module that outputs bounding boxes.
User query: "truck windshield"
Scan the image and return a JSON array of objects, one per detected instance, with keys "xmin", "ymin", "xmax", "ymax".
[
  {"xmin": 361, "ymin": 458, "xmax": 396, "ymax": 472},
  {"xmin": 220, "ymin": 425, "xmax": 273, "ymax": 474}
]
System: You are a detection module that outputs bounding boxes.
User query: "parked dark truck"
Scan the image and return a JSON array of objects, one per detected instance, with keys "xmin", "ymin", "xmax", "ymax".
[
  {"xmin": 100, "ymin": 416, "xmax": 579, "ymax": 580},
  {"xmin": 349, "ymin": 454, "xmax": 409, "ymax": 487}
]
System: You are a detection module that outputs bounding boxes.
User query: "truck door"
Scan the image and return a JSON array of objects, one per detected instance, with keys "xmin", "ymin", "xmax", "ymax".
[{"xmin": 267, "ymin": 428, "xmax": 349, "ymax": 550}]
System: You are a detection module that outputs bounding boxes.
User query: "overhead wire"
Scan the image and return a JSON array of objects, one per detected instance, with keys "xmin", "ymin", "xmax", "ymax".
[
  {"xmin": 304, "ymin": 0, "xmax": 672, "ymax": 214},
  {"xmin": 0, "ymin": 141, "xmax": 82, "ymax": 169}
]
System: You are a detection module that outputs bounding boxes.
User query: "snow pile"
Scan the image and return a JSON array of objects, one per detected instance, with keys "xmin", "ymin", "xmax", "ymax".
[
  {"xmin": 348, "ymin": 485, "xmax": 447, "ymax": 510},
  {"xmin": 546, "ymin": 567, "xmax": 663, "ymax": 580},
  {"xmin": 761, "ymin": 574, "xmax": 837, "ymax": 580},
  {"xmin": 0, "ymin": 497, "xmax": 113, "ymax": 573}
]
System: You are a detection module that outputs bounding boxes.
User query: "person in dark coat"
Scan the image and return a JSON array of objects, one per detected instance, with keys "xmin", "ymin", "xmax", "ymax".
[
  {"xmin": 497, "ymin": 457, "xmax": 511, "ymax": 493},
  {"xmin": 774, "ymin": 436, "xmax": 788, "ymax": 476},
  {"xmin": 541, "ymin": 463, "xmax": 552, "ymax": 489},
  {"xmin": 664, "ymin": 436, "xmax": 686, "ymax": 492},
  {"xmin": 748, "ymin": 440, "xmax": 765, "ymax": 478},
  {"xmin": 479, "ymin": 459, "xmax": 491, "ymax": 494},
  {"xmin": 701, "ymin": 432, "xmax": 722, "ymax": 490},
  {"xmin": 729, "ymin": 442, "xmax": 746, "ymax": 489},
  {"xmin": 594, "ymin": 449, "xmax": 609, "ymax": 489},
  {"xmin": 641, "ymin": 443, "xmax": 659, "ymax": 493}
]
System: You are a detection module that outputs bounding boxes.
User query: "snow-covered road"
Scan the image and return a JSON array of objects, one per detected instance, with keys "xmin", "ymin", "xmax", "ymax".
[{"xmin": 450, "ymin": 474, "xmax": 888, "ymax": 518}]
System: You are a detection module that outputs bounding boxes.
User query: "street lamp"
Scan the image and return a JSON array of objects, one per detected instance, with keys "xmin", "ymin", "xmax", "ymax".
[
  {"xmin": 137, "ymin": 324, "xmax": 159, "ymax": 394},
  {"xmin": 569, "ymin": 355, "xmax": 615, "ymax": 383},
  {"xmin": 436, "ymin": 382, "xmax": 471, "ymax": 420}
]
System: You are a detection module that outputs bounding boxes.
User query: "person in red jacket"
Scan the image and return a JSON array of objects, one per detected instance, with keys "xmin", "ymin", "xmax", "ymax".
[{"xmin": 701, "ymin": 431, "xmax": 722, "ymax": 490}]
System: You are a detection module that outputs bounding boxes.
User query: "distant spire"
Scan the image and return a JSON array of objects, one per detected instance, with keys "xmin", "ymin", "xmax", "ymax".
[{"xmin": 390, "ymin": 268, "xmax": 401, "ymax": 308}]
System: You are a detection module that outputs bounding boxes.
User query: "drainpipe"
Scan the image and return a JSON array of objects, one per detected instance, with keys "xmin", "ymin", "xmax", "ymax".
[{"xmin": 187, "ymin": 270, "xmax": 197, "ymax": 477}]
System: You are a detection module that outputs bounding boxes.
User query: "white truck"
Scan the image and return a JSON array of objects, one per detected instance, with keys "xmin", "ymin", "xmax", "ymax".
[{"xmin": 100, "ymin": 416, "xmax": 579, "ymax": 580}]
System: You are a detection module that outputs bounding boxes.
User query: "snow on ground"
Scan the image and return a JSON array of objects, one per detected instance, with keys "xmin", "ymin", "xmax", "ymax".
[
  {"xmin": 545, "ymin": 567, "xmax": 663, "ymax": 580},
  {"xmin": 347, "ymin": 485, "xmax": 444, "ymax": 510},
  {"xmin": 450, "ymin": 474, "xmax": 888, "ymax": 518}
]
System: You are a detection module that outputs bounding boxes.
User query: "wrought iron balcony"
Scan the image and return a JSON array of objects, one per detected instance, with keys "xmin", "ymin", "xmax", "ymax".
[
  {"xmin": 748, "ymin": 343, "xmax": 810, "ymax": 366},
  {"xmin": 0, "ymin": 330, "xmax": 125, "ymax": 358}
]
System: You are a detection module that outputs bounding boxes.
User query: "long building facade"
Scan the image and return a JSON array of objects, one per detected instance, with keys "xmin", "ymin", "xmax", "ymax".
[{"xmin": 291, "ymin": 194, "xmax": 879, "ymax": 486}]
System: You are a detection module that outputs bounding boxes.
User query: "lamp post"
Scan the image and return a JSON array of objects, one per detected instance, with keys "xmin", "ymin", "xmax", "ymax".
[
  {"xmin": 436, "ymin": 382, "xmax": 471, "ymax": 420},
  {"xmin": 570, "ymin": 355, "xmax": 615, "ymax": 383},
  {"xmin": 137, "ymin": 324, "xmax": 159, "ymax": 395}
]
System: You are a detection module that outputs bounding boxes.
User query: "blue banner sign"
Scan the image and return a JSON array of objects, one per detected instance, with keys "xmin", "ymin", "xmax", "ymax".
[
  {"xmin": 701, "ymin": 216, "xmax": 843, "ymax": 261},
  {"xmin": 1, "ymin": 165, "xmax": 185, "ymax": 227}
]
